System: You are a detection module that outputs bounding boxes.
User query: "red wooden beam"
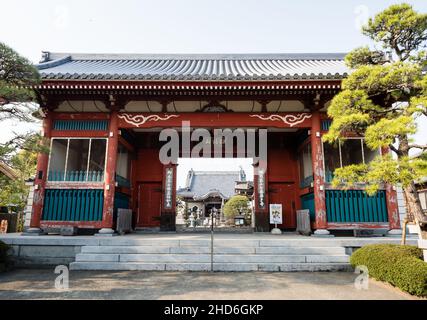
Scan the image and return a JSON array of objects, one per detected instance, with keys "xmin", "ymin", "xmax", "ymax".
[
  {"xmin": 52, "ymin": 113, "xmax": 110, "ymax": 120},
  {"xmin": 41, "ymin": 221, "xmax": 104, "ymax": 229},
  {"xmin": 327, "ymin": 223, "xmax": 390, "ymax": 229},
  {"xmin": 45, "ymin": 182, "xmax": 104, "ymax": 189},
  {"xmin": 50, "ymin": 130, "xmax": 109, "ymax": 138},
  {"xmin": 117, "ymin": 112, "xmax": 313, "ymax": 129}
]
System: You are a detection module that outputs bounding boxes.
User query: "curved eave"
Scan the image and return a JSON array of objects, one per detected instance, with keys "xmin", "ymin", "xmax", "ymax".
[
  {"xmin": 39, "ymin": 72, "xmax": 348, "ymax": 82},
  {"xmin": 33, "ymin": 79, "xmax": 343, "ymax": 91},
  {"xmin": 193, "ymin": 190, "xmax": 230, "ymax": 201}
]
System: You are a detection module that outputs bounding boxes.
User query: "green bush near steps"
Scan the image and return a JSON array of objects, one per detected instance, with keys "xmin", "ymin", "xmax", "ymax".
[{"xmin": 350, "ymin": 244, "xmax": 427, "ymax": 297}]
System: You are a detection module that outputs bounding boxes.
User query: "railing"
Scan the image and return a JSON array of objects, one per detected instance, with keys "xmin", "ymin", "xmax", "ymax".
[
  {"xmin": 53, "ymin": 120, "xmax": 108, "ymax": 131},
  {"xmin": 325, "ymin": 190, "xmax": 388, "ymax": 223},
  {"xmin": 321, "ymin": 119, "xmax": 332, "ymax": 131},
  {"xmin": 48, "ymin": 170, "xmax": 104, "ymax": 182},
  {"xmin": 42, "ymin": 189, "xmax": 104, "ymax": 221}
]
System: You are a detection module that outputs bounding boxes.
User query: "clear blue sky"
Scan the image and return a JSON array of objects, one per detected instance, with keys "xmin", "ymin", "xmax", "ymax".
[
  {"xmin": 1, "ymin": 1, "xmax": 426, "ymax": 186},
  {"xmin": 2, "ymin": 0, "xmax": 427, "ymax": 63}
]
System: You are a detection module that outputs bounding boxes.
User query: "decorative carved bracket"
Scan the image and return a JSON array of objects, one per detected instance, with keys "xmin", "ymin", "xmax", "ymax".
[
  {"xmin": 250, "ymin": 113, "xmax": 312, "ymax": 127},
  {"xmin": 118, "ymin": 113, "xmax": 180, "ymax": 127}
]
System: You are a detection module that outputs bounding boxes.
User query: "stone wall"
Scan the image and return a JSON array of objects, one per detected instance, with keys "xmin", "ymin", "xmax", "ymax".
[
  {"xmin": 8, "ymin": 244, "xmax": 81, "ymax": 268},
  {"xmin": 0, "ymin": 235, "xmax": 99, "ymax": 268}
]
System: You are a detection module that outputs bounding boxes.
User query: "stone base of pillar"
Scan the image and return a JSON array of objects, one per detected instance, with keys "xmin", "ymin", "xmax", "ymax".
[
  {"xmin": 271, "ymin": 228, "xmax": 282, "ymax": 235},
  {"xmin": 312, "ymin": 229, "xmax": 334, "ymax": 238},
  {"xmin": 22, "ymin": 228, "xmax": 46, "ymax": 236},
  {"xmin": 387, "ymin": 229, "xmax": 403, "ymax": 237},
  {"xmin": 95, "ymin": 228, "xmax": 117, "ymax": 237},
  {"xmin": 254, "ymin": 212, "xmax": 269, "ymax": 232}
]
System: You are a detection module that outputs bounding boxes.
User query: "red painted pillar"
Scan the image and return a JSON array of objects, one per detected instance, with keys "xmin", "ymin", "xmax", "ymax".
[
  {"xmin": 29, "ymin": 114, "xmax": 53, "ymax": 231},
  {"xmin": 99, "ymin": 111, "xmax": 119, "ymax": 233},
  {"xmin": 385, "ymin": 184, "xmax": 401, "ymax": 230},
  {"xmin": 311, "ymin": 111, "xmax": 328, "ymax": 233},
  {"xmin": 381, "ymin": 147, "xmax": 401, "ymax": 231}
]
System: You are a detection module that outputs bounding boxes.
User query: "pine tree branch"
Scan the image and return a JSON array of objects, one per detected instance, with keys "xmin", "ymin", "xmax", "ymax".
[
  {"xmin": 409, "ymin": 144, "xmax": 427, "ymax": 150},
  {"xmin": 388, "ymin": 144, "xmax": 401, "ymax": 156}
]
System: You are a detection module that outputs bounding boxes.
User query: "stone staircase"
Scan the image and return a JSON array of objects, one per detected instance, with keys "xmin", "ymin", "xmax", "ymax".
[{"xmin": 70, "ymin": 238, "xmax": 352, "ymax": 271}]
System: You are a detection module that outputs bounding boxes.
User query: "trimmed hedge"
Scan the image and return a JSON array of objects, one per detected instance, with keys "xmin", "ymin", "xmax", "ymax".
[{"xmin": 350, "ymin": 244, "xmax": 427, "ymax": 297}]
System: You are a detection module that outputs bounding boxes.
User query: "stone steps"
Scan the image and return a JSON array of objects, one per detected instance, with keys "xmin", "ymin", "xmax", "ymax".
[
  {"xmin": 75, "ymin": 253, "xmax": 349, "ymax": 263},
  {"xmin": 70, "ymin": 262, "xmax": 352, "ymax": 272},
  {"xmin": 90, "ymin": 238, "xmax": 352, "ymax": 247},
  {"xmin": 70, "ymin": 240, "xmax": 351, "ymax": 271},
  {"xmin": 80, "ymin": 245, "xmax": 346, "ymax": 255}
]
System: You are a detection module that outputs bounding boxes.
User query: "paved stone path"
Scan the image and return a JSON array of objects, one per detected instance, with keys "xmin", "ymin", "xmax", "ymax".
[{"xmin": 0, "ymin": 269, "xmax": 418, "ymax": 300}]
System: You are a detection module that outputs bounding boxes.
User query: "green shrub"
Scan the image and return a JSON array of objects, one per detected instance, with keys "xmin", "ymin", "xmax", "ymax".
[
  {"xmin": 350, "ymin": 244, "xmax": 427, "ymax": 297},
  {"xmin": 223, "ymin": 195, "xmax": 251, "ymax": 220}
]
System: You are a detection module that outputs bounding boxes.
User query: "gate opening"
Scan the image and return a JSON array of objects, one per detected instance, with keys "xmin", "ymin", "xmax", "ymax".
[{"xmin": 176, "ymin": 158, "xmax": 254, "ymax": 231}]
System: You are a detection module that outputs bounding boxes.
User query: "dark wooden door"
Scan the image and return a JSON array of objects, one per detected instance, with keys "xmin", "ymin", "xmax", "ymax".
[
  {"xmin": 269, "ymin": 182, "xmax": 297, "ymax": 229},
  {"xmin": 137, "ymin": 182, "xmax": 162, "ymax": 227}
]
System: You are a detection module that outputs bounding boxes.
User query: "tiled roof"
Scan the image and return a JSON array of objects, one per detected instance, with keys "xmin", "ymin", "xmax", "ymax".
[
  {"xmin": 177, "ymin": 170, "xmax": 242, "ymax": 200},
  {"xmin": 37, "ymin": 52, "xmax": 349, "ymax": 81}
]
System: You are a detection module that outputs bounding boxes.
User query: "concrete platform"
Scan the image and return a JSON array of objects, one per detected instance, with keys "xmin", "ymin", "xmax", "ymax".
[
  {"xmin": 0, "ymin": 232, "xmax": 418, "ymax": 246},
  {"xmin": 0, "ymin": 232, "xmax": 418, "ymax": 270}
]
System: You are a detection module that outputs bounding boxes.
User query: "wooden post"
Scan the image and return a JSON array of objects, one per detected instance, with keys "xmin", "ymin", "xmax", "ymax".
[
  {"xmin": 29, "ymin": 114, "xmax": 52, "ymax": 233},
  {"xmin": 99, "ymin": 110, "xmax": 119, "ymax": 234},
  {"xmin": 254, "ymin": 163, "xmax": 269, "ymax": 232},
  {"xmin": 310, "ymin": 111, "xmax": 329, "ymax": 234},
  {"xmin": 160, "ymin": 164, "xmax": 177, "ymax": 231}
]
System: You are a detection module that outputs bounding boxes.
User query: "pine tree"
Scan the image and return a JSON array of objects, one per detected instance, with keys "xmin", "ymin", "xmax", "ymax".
[{"xmin": 323, "ymin": 4, "xmax": 427, "ymax": 240}]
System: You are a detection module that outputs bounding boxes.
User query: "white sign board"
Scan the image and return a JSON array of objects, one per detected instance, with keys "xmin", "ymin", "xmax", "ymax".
[{"xmin": 269, "ymin": 204, "xmax": 283, "ymax": 225}]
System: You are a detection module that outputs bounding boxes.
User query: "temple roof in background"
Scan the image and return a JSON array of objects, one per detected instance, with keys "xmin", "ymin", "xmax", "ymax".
[{"xmin": 177, "ymin": 169, "xmax": 247, "ymax": 200}]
